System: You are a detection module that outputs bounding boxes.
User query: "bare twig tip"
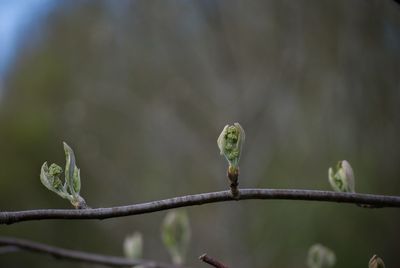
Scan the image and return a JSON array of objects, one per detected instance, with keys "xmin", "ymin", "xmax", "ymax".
[{"xmin": 199, "ymin": 253, "xmax": 229, "ymax": 268}]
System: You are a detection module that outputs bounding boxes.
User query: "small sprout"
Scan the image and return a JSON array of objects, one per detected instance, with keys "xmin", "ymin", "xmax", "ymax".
[
  {"xmin": 307, "ymin": 244, "xmax": 336, "ymax": 268},
  {"xmin": 217, "ymin": 123, "xmax": 245, "ymax": 198},
  {"xmin": 217, "ymin": 123, "xmax": 245, "ymax": 169},
  {"xmin": 123, "ymin": 232, "xmax": 143, "ymax": 260},
  {"xmin": 161, "ymin": 210, "xmax": 191, "ymax": 265},
  {"xmin": 40, "ymin": 142, "xmax": 87, "ymax": 209},
  {"xmin": 328, "ymin": 160, "xmax": 355, "ymax": 193},
  {"xmin": 369, "ymin": 255, "xmax": 385, "ymax": 268}
]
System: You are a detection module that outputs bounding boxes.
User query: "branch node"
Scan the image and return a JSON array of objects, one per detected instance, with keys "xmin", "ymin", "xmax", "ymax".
[{"xmin": 227, "ymin": 167, "xmax": 240, "ymax": 199}]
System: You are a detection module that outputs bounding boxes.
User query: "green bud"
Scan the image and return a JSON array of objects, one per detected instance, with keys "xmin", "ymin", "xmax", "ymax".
[
  {"xmin": 369, "ymin": 255, "xmax": 385, "ymax": 268},
  {"xmin": 48, "ymin": 163, "xmax": 64, "ymax": 191},
  {"xmin": 123, "ymin": 232, "xmax": 143, "ymax": 260},
  {"xmin": 161, "ymin": 210, "xmax": 191, "ymax": 265},
  {"xmin": 307, "ymin": 244, "xmax": 336, "ymax": 268},
  {"xmin": 40, "ymin": 162, "xmax": 70, "ymax": 200},
  {"xmin": 217, "ymin": 123, "xmax": 245, "ymax": 169},
  {"xmin": 49, "ymin": 163, "xmax": 63, "ymax": 178},
  {"xmin": 328, "ymin": 160, "xmax": 355, "ymax": 193}
]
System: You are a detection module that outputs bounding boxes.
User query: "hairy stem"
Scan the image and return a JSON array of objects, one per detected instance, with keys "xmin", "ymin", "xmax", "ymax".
[{"xmin": 227, "ymin": 167, "xmax": 239, "ymax": 199}]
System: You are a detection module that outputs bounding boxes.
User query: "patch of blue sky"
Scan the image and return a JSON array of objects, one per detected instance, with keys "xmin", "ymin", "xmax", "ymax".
[{"xmin": 0, "ymin": 0, "xmax": 57, "ymax": 80}]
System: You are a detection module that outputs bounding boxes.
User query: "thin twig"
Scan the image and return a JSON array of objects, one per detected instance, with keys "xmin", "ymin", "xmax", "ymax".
[
  {"xmin": 1, "ymin": 188, "xmax": 400, "ymax": 225},
  {"xmin": 199, "ymin": 253, "xmax": 229, "ymax": 268},
  {"xmin": 0, "ymin": 236, "xmax": 180, "ymax": 268}
]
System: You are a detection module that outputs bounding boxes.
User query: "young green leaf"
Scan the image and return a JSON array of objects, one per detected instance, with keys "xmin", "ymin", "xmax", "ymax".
[
  {"xmin": 307, "ymin": 244, "xmax": 336, "ymax": 268},
  {"xmin": 123, "ymin": 232, "xmax": 143, "ymax": 260},
  {"xmin": 369, "ymin": 255, "xmax": 385, "ymax": 268},
  {"xmin": 161, "ymin": 210, "xmax": 191, "ymax": 265},
  {"xmin": 328, "ymin": 160, "xmax": 355, "ymax": 193},
  {"xmin": 73, "ymin": 167, "xmax": 81, "ymax": 195},
  {"xmin": 40, "ymin": 162, "xmax": 53, "ymax": 190},
  {"xmin": 63, "ymin": 142, "xmax": 78, "ymax": 196},
  {"xmin": 40, "ymin": 162, "xmax": 70, "ymax": 200}
]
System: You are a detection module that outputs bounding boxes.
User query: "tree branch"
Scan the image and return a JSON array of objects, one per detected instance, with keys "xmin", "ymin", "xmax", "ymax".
[
  {"xmin": 199, "ymin": 253, "xmax": 229, "ymax": 268},
  {"xmin": 0, "ymin": 236, "xmax": 180, "ymax": 268},
  {"xmin": 1, "ymin": 188, "xmax": 400, "ymax": 225},
  {"xmin": 0, "ymin": 245, "xmax": 19, "ymax": 254}
]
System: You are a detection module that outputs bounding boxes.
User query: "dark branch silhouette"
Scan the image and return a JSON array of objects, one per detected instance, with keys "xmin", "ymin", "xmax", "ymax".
[
  {"xmin": 199, "ymin": 253, "xmax": 229, "ymax": 268},
  {"xmin": 0, "ymin": 236, "xmax": 180, "ymax": 268},
  {"xmin": 1, "ymin": 188, "xmax": 400, "ymax": 225}
]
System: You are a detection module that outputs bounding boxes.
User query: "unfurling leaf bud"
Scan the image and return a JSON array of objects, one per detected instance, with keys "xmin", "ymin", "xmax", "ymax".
[
  {"xmin": 369, "ymin": 255, "xmax": 385, "ymax": 268},
  {"xmin": 328, "ymin": 160, "xmax": 355, "ymax": 193},
  {"xmin": 40, "ymin": 142, "xmax": 87, "ymax": 209},
  {"xmin": 123, "ymin": 232, "xmax": 143, "ymax": 260},
  {"xmin": 307, "ymin": 244, "xmax": 336, "ymax": 268},
  {"xmin": 161, "ymin": 210, "xmax": 191, "ymax": 265},
  {"xmin": 48, "ymin": 163, "xmax": 64, "ymax": 191},
  {"xmin": 49, "ymin": 163, "xmax": 63, "ymax": 178},
  {"xmin": 217, "ymin": 123, "xmax": 245, "ymax": 169},
  {"xmin": 40, "ymin": 162, "xmax": 70, "ymax": 200}
]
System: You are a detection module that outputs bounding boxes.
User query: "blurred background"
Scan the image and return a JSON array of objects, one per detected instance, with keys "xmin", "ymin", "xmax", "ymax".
[{"xmin": 0, "ymin": 0, "xmax": 400, "ymax": 267}]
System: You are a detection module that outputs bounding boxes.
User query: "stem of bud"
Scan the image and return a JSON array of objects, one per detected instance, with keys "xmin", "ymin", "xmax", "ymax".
[{"xmin": 227, "ymin": 166, "xmax": 240, "ymax": 199}]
